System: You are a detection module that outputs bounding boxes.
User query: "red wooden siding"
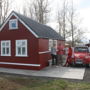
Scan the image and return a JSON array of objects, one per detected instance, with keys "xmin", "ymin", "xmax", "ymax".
[
  {"xmin": 38, "ymin": 39, "xmax": 51, "ymax": 68},
  {"xmin": 0, "ymin": 15, "xmax": 41, "ymax": 70},
  {"xmin": 0, "ymin": 15, "xmax": 65, "ymax": 70}
]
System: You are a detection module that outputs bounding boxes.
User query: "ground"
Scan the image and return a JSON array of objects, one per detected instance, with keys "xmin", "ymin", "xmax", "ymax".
[
  {"xmin": 0, "ymin": 66, "xmax": 85, "ymax": 80},
  {"xmin": 83, "ymin": 68, "xmax": 90, "ymax": 82},
  {"xmin": 0, "ymin": 67, "xmax": 89, "ymax": 90}
]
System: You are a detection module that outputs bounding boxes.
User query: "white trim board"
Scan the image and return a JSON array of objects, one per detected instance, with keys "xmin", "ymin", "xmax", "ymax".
[
  {"xmin": 39, "ymin": 51, "xmax": 50, "ymax": 54},
  {"xmin": 0, "ymin": 62, "xmax": 40, "ymax": 67},
  {"xmin": 0, "ymin": 12, "xmax": 38, "ymax": 38}
]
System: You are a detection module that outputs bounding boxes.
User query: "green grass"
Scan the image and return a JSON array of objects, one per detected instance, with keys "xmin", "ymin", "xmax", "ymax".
[
  {"xmin": 67, "ymin": 82, "xmax": 90, "ymax": 90},
  {"xmin": 0, "ymin": 75, "xmax": 90, "ymax": 90}
]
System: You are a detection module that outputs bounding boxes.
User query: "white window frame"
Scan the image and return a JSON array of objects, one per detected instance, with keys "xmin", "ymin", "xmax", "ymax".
[
  {"xmin": 48, "ymin": 39, "xmax": 57, "ymax": 51},
  {"xmin": 53, "ymin": 40, "xmax": 57, "ymax": 49},
  {"xmin": 49, "ymin": 39, "xmax": 53, "ymax": 51},
  {"xmin": 1, "ymin": 40, "xmax": 11, "ymax": 56},
  {"xmin": 16, "ymin": 40, "xmax": 28, "ymax": 57},
  {"xmin": 9, "ymin": 19, "xmax": 18, "ymax": 30}
]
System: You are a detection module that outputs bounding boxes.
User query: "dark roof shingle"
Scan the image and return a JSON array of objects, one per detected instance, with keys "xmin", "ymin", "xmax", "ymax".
[{"xmin": 14, "ymin": 11, "xmax": 64, "ymax": 40}]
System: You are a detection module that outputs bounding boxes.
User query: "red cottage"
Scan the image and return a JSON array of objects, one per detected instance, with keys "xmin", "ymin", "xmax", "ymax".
[{"xmin": 0, "ymin": 11, "xmax": 65, "ymax": 70}]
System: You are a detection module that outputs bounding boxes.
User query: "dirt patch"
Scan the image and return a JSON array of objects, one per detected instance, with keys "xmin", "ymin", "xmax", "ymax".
[
  {"xmin": 0, "ymin": 77, "xmax": 23, "ymax": 90},
  {"xmin": 0, "ymin": 74, "xmax": 52, "ymax": 90}
]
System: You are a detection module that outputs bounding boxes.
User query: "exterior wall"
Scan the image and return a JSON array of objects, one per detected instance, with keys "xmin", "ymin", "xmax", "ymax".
[
  {"xmin": 38, "ymin": 39, "xmax": 65, "ymax": 69},
  {"xmin": 0, "ymin": 15, "xmax": 41, "ymax": 70},
  {"xmin": 38, "ymin": 39, "xmax": 51, "ymax": 69}
]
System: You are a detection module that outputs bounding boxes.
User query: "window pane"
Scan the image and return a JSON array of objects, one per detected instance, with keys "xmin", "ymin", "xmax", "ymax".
[
  {"xmin": 6, "ymin": 48, "xmax": 9, "ymax": 54},
  {"xmin": 49, "ymin": 40, "xmax": 53, "ymax": 50},
  {"xmin": 2, "ymin": 42, "xmax": 5, "ymax": 46},
  {"xmin": 18, "ymin": 47, "xmax": 21, "ymax": 55},
  {"xmin": 12, "ymin": 22, "xmax": 16, "ymax": 27},
  {"xmin": 22, "ymin": 47, "xmax": 26, "ymax": 55},
  {"xmin": 2, "ymin": 48, "xmax": 5, "ymax": 54},
  {"xmin": 22, "ymin": 41, "xmax": 25, "ymax": 46},
  {"xmin": 6, "ymin": 42, "xmax": 9, "ymax": 46},
  {"xmin": 53, "ymin": 40, "xmax": 57, "ymax": 48},
  {"xmin": 17, "ymin": 41, "xmax": 21, "ymax": 46}
]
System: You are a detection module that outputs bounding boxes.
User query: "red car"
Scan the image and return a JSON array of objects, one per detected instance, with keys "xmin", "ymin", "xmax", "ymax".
[{"xmin": 69, "ymin": 46, "xmax": 90, "ymax": 67}]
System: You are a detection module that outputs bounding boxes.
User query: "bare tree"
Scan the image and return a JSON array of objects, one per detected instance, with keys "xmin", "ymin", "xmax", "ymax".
[
  {"xmin": 57, "ymin": 0, "xmax": 84, "ymax": 46},
  {"xmin": 28, "ymin": 5, "xmax": 35, "ymax": 19},
  {"xmin": 74, "ymin": 28, "xmax": 84, "ymax": 45},
  {"xmin": 0, "ymin": 0, "xmax": 11, "ymax": 24},
  {"xmin": 68, "ymin": 0, "xmax": 74, "ymax": 46},
  {"xmin": 21, "ymin": 2, "xmax": 36, "ymax": 20},
  {"xmin": 57, "ymin": 0, "xmax": 68, "ymax": 40},
  {"xmin": 22, "ymin": 0, "xmax": 50, "ymax": 24},
  {"xmin": 33, "ymin": 0, "xmax": 50, "ymax": 24},
  {"xmin": 68, "ymin": 0, "xmax": 84, "ymax": 46},
  {"xmin": 22, "ymin": 6, "xmax": 28, "ymax": 17},
  {"xmin": 57, "ymin": 10, "xmax": 63, "ymax": 36},
  {"xmin": 67, "ymin": 0, "xmax": 82, "ymax": 46}
]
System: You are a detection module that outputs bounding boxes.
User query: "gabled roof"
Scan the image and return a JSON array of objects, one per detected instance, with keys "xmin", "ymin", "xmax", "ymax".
[{"xmin": 0, "ymin": 11, "xmax": 64, "ymax": 40}]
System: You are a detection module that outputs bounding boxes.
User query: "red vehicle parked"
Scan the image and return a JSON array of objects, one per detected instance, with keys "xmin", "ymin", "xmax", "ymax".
[{"xmin": 69, "ymin": 46, "xmax": 90, "ymax": 67}]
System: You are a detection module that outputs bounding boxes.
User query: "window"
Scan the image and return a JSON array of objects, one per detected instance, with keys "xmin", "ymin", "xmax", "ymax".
[
  {"xmin": 49, "ymin": 39, "xmax": 53, "ymax": 51},
  {"xmin": 53, "ymin": 40, "xmax": 57, "ymax": 49},
  {"xmin": 9, "ymin": 19, "xmax": 18, "ymax": 29},
  {"xmin": 1, "ymin": 40, "xmax": 11, "ymax": 56},
  {"xmin": 49, "ymin": 39, "xmax": 57, "ymax": 51},
  {"xmin": 74, "ymin": 47, "xmax": 88, "ymax": 53},
  {"xmin": 16, "ymin": 40, "xmax": 27, "ymax": 56}
]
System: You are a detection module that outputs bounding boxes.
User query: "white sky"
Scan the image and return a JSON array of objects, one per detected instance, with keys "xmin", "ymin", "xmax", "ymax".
[{"xmin": 11, "ymin": 0, "xmax": 90, "ymax": 43}]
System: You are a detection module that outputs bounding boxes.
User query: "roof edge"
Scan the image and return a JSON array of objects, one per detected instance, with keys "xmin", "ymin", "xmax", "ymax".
[{"xmin": 0, "ymin": 11, "xmax": 39, "ymax": 38}]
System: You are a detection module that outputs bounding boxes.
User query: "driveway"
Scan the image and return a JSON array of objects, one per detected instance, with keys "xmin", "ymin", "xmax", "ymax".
[
  {"xmin": 0, "ymin": 66, "xmax": 85, "ymax": 80},
  {"xmin": 83, "ymin": 68, "xmax": 90, "ymax": 82}
]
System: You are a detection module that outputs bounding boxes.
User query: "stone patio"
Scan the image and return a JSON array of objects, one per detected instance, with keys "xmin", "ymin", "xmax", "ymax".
[{"xmin": 0, "ymin": 66, "xmax": 85, "ymax": 80}]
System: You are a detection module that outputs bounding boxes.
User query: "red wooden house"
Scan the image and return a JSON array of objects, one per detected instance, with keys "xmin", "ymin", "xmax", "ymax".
[{"xmin": 0, "ymin": 11, "xmax": 64, "ymax": 70}]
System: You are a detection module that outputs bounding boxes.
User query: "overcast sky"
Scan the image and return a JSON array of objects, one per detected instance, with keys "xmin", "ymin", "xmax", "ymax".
[{"xmin": 12, "ymin": 0, "xmax": 90, "ymax": 43}]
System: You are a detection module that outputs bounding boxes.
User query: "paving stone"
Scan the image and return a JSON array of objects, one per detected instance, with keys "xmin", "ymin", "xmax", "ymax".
[{"xmin": 0, "ymin": 66, "xmax": 85, "ymax": 80}]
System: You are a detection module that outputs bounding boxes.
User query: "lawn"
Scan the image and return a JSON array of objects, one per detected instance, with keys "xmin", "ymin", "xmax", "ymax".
[{"xmin": 0, "ymin": 74, "xmax": 90, "ymax": 90}]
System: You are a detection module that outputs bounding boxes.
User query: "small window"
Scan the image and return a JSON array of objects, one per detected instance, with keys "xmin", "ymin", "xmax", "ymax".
[
  {"xmin": 48, "ymin": 39, "xmax": 57, "ymax": 51},
  {"xmin": 49, "ymin": 39, "xmax": 53, "ymax": 51},
  {"xmin": 9, "ymin": 19, "xmax": 18, "ymax": 29},
  {"xmin": 1, "ymin": 40, "xmax": 11, "ymax": 56},
  {"xmin": 16, "ymin": 40, "xmax": 27, "ymax": 57},
  {"xmin": 53, "ymin": 40, "xmax": 57, "ymax": 49}
]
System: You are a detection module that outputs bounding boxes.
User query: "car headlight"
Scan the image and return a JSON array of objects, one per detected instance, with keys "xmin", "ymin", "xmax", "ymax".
[{"xmin": 75, "ymin": 54, "xmax": 79, "ymax": 57}]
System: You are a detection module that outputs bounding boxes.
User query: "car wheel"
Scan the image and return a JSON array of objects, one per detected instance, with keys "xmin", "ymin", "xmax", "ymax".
[
  {"xmin": 86, "ymin": 64, "xmax": 90, "ymax": 68},
  {"xmin": 69, "ymin": 63, "xmax": 73, "ymax": 67},
  {"xmin": 72, "ymin": 61, "xmax": 75, "ymax": 67}
]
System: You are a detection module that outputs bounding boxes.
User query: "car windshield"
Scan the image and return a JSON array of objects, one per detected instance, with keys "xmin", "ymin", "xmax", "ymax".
[{"xmin": 74, "ymin": 47, "xmax": 88, "ymax": 53}]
